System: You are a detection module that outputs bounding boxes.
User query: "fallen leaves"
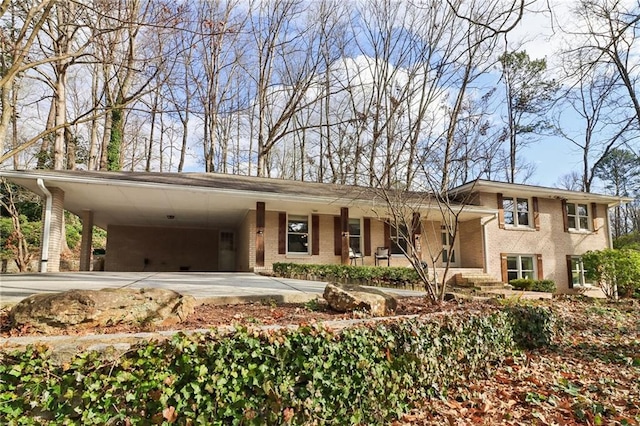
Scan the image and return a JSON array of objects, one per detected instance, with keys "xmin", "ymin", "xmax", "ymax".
[{"xmin": 398, "ymin": 298, "xmax": 640, "ymax": 425}]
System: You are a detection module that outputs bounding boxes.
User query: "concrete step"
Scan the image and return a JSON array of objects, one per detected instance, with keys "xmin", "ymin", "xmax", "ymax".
[{"xmin": 454, "ymin": 272, "xmax": 506, "ymax": 288}]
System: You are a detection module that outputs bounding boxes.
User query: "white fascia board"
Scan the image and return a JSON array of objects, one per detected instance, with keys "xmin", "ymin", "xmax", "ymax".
[
  {"xmin": 452, "ymin": 180, "xmax": 632, "ymax": 207},
  {"xmin": 1, "ymin": 170, "xmax": 370, "ymax": 209}
]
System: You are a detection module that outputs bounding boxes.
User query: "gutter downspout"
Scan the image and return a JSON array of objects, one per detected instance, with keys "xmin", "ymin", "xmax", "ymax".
[
  {"xmin": 37, "ymin": 179, "xmax": 52, "ymax": 273},
  {"xmin": 481, "ymin": 213, "xmax": 498, "ymax": 273}
]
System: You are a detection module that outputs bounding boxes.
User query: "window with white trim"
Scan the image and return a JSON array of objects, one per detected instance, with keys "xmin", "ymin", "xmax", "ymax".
[
  {"xmin": 503, "ymin": 196, "xmax": 530, "ymax": 227},
  {"xmin": 566, "ymin": 202, "xmax": 590, "ymax": 231},
  {"xmin": 287, "ymin": 215, "xmax": 309, "ymax": 253},
  {"xmin": 569, "ymin": 256, "xmax": 590, "ymax": 287},
  {"xmin": 348, "ymin": 218, "xmax": 361, "ymax": 253},
  {"xmin": 391, "ymin": 224, "xmax": 408, "ymax": 255},
  {"xmin": 506, "ymin": 254, "xmax": 535, "ymax": 281}
]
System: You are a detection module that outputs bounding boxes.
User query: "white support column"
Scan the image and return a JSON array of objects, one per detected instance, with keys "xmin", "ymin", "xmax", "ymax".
[{"xmin": 37, "ymin": 180, "xmax": 65, "ymax": 272}]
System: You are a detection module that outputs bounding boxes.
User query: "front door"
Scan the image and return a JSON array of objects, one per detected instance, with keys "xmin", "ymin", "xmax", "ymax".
[
  {"xmin": 441, "ymin": 225, "xmax": 460, "ymax": 267},
  {"xmin": 218, "ymin": 231, "xmax": 236, "ymax": 271}
]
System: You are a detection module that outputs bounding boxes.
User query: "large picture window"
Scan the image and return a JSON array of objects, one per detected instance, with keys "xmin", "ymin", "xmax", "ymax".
[
  {"xmin": 287, "ymin": 215, "xmax": 309, "ymax": 253},
  {"xmin": 506, "ymin": 254, "xmax": 535, "ymax": 281},
  {"xmin": 503, "ymin": 196, "xmax": 530, "ymax": 227},
  {"xmin": 567, "ymin": 203, "xmax": 589, "ymax": 231}
]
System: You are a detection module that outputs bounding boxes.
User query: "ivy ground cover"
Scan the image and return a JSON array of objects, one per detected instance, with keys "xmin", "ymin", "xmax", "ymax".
[{"xmin": 1, "ymin": 303, "xmax": 551, "ymax": 425}]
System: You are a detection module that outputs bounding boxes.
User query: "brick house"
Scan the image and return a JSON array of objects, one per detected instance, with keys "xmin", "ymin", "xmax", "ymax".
[{"xmin": 1, "ymin": 170, "xmax": 630, "ymax": 292}]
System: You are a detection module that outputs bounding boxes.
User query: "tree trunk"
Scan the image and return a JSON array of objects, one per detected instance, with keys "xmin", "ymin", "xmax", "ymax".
[{"xmin": 107, "ymin": 107, "xmax": 124, "ymax": 171}]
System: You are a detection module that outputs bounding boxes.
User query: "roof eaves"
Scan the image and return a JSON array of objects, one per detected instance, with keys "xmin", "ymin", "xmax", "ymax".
[{"xmin": 450, "ymin": 179, "xmax": 632, "ymax": 206}]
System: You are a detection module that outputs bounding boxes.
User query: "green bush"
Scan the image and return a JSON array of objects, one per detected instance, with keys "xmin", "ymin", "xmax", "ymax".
[
  {"xmin": 273, "ymin": 262, "xmax": 421, "ymax": 289},
  {"xmin": 582, "ymin": 249, "xmax": 640, "ymax": 299},
  {"xmin": 0, "ymin": 307, "xmax": 555, "ymax": 425},
  {"xmin": 509, "ymin": 278, "xmax": 556, "ymax": 293}
]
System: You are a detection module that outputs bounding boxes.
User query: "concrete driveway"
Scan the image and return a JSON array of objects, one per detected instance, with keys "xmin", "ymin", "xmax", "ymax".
[{"xmin": 0, "ymin": 272, "xmax": 425, "ymax": 306}]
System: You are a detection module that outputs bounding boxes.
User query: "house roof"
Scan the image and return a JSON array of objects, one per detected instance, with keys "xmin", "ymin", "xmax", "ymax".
[
  {"xmin": 451, "ymin": 179, "xmax": 632, "ymax": 206},
  {"xmin": 1, "ymin": 170, "xmax": 495, "ymax": 230}
]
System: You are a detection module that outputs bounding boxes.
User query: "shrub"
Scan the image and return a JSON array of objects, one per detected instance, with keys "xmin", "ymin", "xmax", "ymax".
[
  {"xmin": 272, "ymin": 262, "xmax": 422, "ymax": 289},
  {"xmin": 509, "ymin": 278, "xmax": 556, "ymax": 293},
  {"xmin": 582, "ymin": 249, "xmax": 640, "ymax": 299},
  {"xmin": 0, "ymin": 306, "xmax": 555, "ymax": 425},
  {"xmin": 509, "ymin": 278, "xmax": 534, "ymax": 291},
  {"xmin": 533, "ymin": 279, "xmax": 556, "ymax": 293}
]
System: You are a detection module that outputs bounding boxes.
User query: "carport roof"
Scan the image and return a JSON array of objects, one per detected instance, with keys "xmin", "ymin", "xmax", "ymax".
[{"xmin": 0, "ymin": 170, "xmax": 496, "ymax": 229}]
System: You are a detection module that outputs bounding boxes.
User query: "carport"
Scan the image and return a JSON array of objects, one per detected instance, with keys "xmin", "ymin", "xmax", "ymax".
[{"xmin": 0, "ymin": 170, "xmax": 375, "ymax": 273}]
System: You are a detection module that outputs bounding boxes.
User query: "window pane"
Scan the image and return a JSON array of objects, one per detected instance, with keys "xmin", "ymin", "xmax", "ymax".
[
  {"xmin": 572, "ymin": 272, "xmax": 581, "ymax": 286},
  {"xmin": 508, "ymin": 271, "xmax": 518, "ymax": 281},
  {"xmin": 450, "ymin": 250, "xmax": 455, "ymax": 263},
  {"xmin": 507, "ymin": 256, "xmax": 517, "ymax": 269},
  {"xmin": 288, "ymin": 234, "xmax": 308, "ymax": 253},
  {"xmin": 517, "ymin": 199, "xmax": 529, "ymax": 212},
  {"xmin": 522, "ymin": 271, "xmax": 535, "ymax": 280},
  {"xmin": 392, "ymin": 237, "xmax": 407, "ymax": 255},
  {"xmin": 568, "ymin": 216, "xmax": 576, "ymax": 229},
  {"xmin": 579, "ymin": 217, "xmax": 588, "ymax": 229},
  {"xmin": 517, "ymin": 212, "xmax": 529, "ymax": 226},
  {"xmin": 349, "ymin": 218, "xmax": 360, "ymax": 236},
  {"xmin": 442, "ymin": 232, "xmax": 448, "ymax": 245},
  {"xmin": 504, "ymin": 211, "xmax": 515, "ymax": 225},
  {"xmin": 442, "ymin": 249, "xmax": 448, "ymax": 263},
  {"xmin": 503, "ymin": 198, "xmax": 514, "ymax": 224},
  {"xmin": 567, "ymin": 203, "xmax": 576, "ymax": 215},
  {"xmin": 521, "ymin": 256, "xmax": 534, "ymax": 271},
  {"xmin": 288, "ymin": 216, "xmax": 308, "ymax": 233},
  {"xmin": 571, "ymin": 258, "xmax": 579, "ymax": 270},
  {"xmin": 577, "ymin": 204, "xmax": 588, "ymax": 216},
  {"xmin": 349, "ymin": 236, "xmax": 360, "ymax": 252},
  {"xmin": 503, "ymin": 197, "xmax": 514, "ymax": 211}
]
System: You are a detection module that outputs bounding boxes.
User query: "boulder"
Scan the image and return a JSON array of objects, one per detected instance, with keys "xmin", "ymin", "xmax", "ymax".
[
  {"xmin": 323, "ymin": 283, "xmax": 397, "ymax": 316},
  {"xmin": 9, "ymin": 288, "xmax": 196, "ymax": 332}
]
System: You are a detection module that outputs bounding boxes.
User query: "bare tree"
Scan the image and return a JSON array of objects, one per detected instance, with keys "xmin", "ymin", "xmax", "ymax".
[
  {"xmin": 0, "ymin": 0, "xmax": 55, "ymax": 156},
  {"xmin": 0, "ymin": 179, "xmax": 36, "ymax": 271},
  {"xmin": 569, "ymin": 0, "xmax": 640, "ymax": 131},
  {"xmin": 364, "ymin": 0, "xmax": 527, "ymax": 304},
  {"xmin": 555, "ymin": 54, "xmax": 634, "ymax": 192},
  {"xmin": 245, "ymin": 0, "xmax": 327, "ymax": 177}
]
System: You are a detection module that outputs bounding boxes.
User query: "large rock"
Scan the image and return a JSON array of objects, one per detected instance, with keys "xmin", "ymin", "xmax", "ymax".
[
  {"xmin": 9, "ymin": 288, "xmax": 196, "ymax": 332},
  {"xmin": 323, "ymin": 283, "xmax": 397, "ymax": 316}
]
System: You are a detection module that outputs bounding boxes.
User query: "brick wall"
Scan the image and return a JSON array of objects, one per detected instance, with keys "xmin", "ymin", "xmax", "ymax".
[
  {"xmin": 251, "ymin": 212, "xmax": 448, "ymax": 270},
  {"xmin": 105, "ymin": 225, "xmax": 220, "ymax": 271},
  {"xmin": 483, "ymin": 193, "xmax": 610, "ymax": 292},
  {"xmin": 458, "ymin": 219, "xmax": 483, "ymax": 268}
]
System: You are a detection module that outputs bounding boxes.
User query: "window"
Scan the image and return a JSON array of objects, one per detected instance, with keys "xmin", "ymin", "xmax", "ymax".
[
  {"xmin": 569, "ymin": 256, "xmax": 589, "ymax": 287},
  {"xmin": 441, "ymin": 225, "xmax": 455, "ymax": 263},
  {"xmin": 567, "ymin": 202, "xmax": 589, "ymax": 231},
  {"xmin": 506, "ymin": 255, "xmax": 535, "ymax": 281},
  {"xmin": 287, "ymin": 215, "xmax": 309, "ymax": 253},
  {"xmin": 503, "ymin": 196, "xmax": 530, "ymax": 227},
  {"xmin": 391, "ymin": 224, "xmax": 408, "ymax": 255},
  {"xmin": 349, "ymin": 218, "xmax": 361, "ymax": 253}
]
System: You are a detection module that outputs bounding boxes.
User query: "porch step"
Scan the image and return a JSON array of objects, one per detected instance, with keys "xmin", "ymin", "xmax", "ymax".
[{"xmin": 452, "ymin": 272, "xmax": 512, "ymax": 291}]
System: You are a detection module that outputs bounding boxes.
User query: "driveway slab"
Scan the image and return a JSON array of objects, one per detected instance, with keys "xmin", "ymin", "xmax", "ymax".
[{"xmin": 0, "ymin": 272, "xmax": 425, "ymax": 306}]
